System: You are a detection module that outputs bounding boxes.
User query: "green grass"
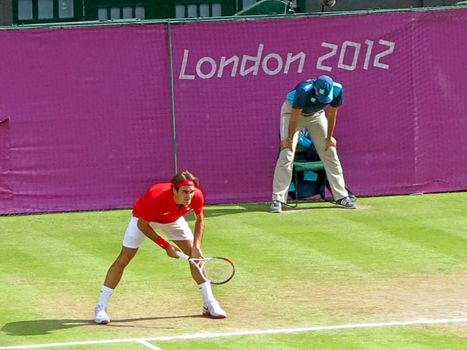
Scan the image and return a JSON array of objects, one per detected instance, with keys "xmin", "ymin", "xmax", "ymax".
[
  {"xmin": 1, "ymin": 192, "xmax": 467, "ymax": 349},
  {"xmin": 159, "ymin": 326, "xmax": 467, "ymax": 349}
]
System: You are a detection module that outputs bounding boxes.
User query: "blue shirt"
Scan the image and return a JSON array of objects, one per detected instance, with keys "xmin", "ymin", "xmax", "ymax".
[{"xmin": 286, "ymin": 79, "xmax": 343, "ymax": 114}]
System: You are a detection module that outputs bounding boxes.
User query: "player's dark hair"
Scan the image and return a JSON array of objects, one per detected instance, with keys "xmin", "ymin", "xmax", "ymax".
[{"xmin": 171, "ymin": 170, "xmax": 199, "ymax": 189}]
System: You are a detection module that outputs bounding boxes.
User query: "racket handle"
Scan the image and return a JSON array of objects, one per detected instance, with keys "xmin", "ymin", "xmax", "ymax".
[{"xmin": 176, "ymin": 251, "xmax": 190, "ymax": 260}]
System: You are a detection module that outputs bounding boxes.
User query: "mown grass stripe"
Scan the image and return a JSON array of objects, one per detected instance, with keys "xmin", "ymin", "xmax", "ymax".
[{"xmin": 1, "ymin": 318, "xmax": 466, "ymax": 350}]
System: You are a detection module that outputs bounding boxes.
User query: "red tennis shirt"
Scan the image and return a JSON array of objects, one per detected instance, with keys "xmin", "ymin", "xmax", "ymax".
[{"xmin": 132, "ymin": 183, "xmax": 204, "ymax": 224}]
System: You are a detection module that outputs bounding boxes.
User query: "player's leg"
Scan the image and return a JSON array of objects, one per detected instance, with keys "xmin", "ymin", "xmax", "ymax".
[
  {"xmin": 173, "ymin": 239, "xmax": 227, "ymax": 319},
  {"xmin": 171, "ymin": 239, "xmax": 204, "ymax": 284},
  {"xmin": 160, "ymin": 218, "xmax": 227, "ymax": 318},
  {"xmin": 305, "ymin": 111, "xmax": 353, "ymax": 207},
  {"xmin": 103, "ymin": 247, "xmax": 138, "ymax": 289},
  {"xmin": 271, "ymin": 101, "xmax": 299, "ymax": 211},
  {"xmin": 94, "ymin": 217, "xmax": 144, "ymax": 324}
]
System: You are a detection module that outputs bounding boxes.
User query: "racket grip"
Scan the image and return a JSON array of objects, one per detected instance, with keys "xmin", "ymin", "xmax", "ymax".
[{"xmin": 176, "ymin": 251, "xmax": 190, "ymax": 260}]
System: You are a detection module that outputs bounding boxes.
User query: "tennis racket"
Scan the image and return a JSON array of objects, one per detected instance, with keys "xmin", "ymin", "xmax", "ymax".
[{"xmin": 176, "ymin": 251, "xmax": 235, "ymax": 285}]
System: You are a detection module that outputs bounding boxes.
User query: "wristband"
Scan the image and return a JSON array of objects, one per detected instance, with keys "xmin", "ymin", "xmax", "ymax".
[{"xmin": 154, "ymin": 235, "xmax": 170, "ymax": 250}]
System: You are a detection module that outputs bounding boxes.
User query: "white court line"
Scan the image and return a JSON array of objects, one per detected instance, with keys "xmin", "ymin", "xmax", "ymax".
[
  {"xmin": 135, "ymin": 340, "xmax": 162, "ymax": 350},
  {"xmin": 1, "ymin": 317, "xmax": 466, "ymax": 350},
  {"xmin": 0, "ymin": 338, "xmax": 142, "ymax": 350}
]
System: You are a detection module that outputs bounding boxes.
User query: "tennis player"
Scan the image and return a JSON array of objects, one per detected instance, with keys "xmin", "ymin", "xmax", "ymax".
[{"xmin": 94, "ymin": 171, "xmax": 227, "ymax": 324}]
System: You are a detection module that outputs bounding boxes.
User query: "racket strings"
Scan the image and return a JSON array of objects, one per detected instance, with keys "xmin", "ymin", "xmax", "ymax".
[{"xmin": 204, "ymin": 258, "xmax": 235, "ymax": 284}]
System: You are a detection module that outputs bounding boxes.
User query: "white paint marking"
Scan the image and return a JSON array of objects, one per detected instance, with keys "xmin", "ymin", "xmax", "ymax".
[
  {"xmin": 147, "ymin": 317, "xmax": 467, "ymax": 341},
  {"xmin": 136, "ymin": 339, "xmax": 163, "ymax": 350},
  {"xmin": 0, "ymin": 338, "xmax": 140, "ymax": 350},
  {"xmin": 1, "ymin": 317, "xmax": 466, "ymax": 349}
]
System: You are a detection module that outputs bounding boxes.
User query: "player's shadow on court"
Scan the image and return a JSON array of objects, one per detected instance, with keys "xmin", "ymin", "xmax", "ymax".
[
  {"xmin": 203, "ymin": 203, "xmax": 267, "ymax": 217},
  {"xmin": 1, "ymin": 314, "xmax": 202, "ymax": 336},
  {"xmin": 201, "ymin": 200, "xmax": 338, "ymax": 217}
]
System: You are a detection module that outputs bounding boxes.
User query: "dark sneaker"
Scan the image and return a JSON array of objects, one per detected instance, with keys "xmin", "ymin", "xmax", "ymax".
[
  {"xmin": 336, "ymin": 196, "xmax": 356, "ymax": 209},
  {"xmin": 270, "ymin": 200, "xmax": 282, "ymax": 213},
  {"xmin": 349, "ymin": 193, "xmax": 357, "ymax": 202}
]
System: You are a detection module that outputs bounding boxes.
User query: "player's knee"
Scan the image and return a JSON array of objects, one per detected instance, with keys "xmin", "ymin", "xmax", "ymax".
[{"xmin": 115, "ymin": 253, "xmax": 134, "ymax": 268}]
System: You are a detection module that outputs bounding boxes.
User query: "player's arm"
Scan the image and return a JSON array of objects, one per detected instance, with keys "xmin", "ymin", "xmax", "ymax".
[
  {"xmin": 136, "ymin": 218, "xmax": 179, "ymax": 258},
  {"xmin": 325, "ymin": 106, "xmax": 338, "ymax": 150},
  {"xmin": 281, "ymin": 107, "xmax": 301, "ymax": 150},
  {"xmin": 190, "ymin": 211, "xmax": 205, "ymax": 259}
]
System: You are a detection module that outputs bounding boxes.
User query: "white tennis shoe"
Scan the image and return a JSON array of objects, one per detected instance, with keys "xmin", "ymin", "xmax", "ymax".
[
  {"xmin": 203, "ymin": 301, "xmax": 227, "ymax": 319},
  {"xmin": 94, "ymin": 304, "xmax": 110, "ymax": 324},
  {"xmin": 270, "ymin": 200, "xmax": 282, "ymax": 213}
]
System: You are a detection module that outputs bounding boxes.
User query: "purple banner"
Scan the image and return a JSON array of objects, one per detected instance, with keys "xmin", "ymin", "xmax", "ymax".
[
  {"xmin": 172, "ymin": 9, "xmax": 467, "ymax": 202},
  {"xmin": 0, "ymin": 25, "xmax": 173, "ymax": 214},
  {"xmin": 1, "ymin": 9, "xmax": 467, "ymax": 214}
]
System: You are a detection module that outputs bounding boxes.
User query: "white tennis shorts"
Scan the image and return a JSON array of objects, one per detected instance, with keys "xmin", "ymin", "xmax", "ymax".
[{"xmin": 122, "ymin": 216, "xmax": 194, "ymax": 249}]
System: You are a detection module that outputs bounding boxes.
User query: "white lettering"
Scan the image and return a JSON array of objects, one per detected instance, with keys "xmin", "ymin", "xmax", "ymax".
[
  {"xmin": 374, "ymin": 40, "xmax": 395, "ymax": 70},
  {"xmin": 178, "ymin": 44, "xmax": 308, "ymax": 80},
  {"xmin": 179, "ymin": 49, "xmax": 195, "ymax": 80},
  {"xmin": 363, "ymin": 40, "xmax": 374, "ymax": 70},
  {"xmin": 218, "ymin": 56, "xmax": 239, "ymax": 77},
  {"xmin": 262, "ymin": 53, "xmax": 283, "ymax": 75},
  {"xmin": 317, "ymin": 39, "xmax": 396, "ymax": 72},
  {"xmin": 284, "ymin": 52, "xmax": 306, "ymax": 74},
  {"xmin": 240, "ymin": 44, "xmax": 264, "ymax": 76},
  {"xmin": 316, "ymin": 42, "xmax": 338, "ymax": 72},
  {"xmin": 196, "ymin": 57, "xmax": 217, "ymax": 79},
  {"xmin": 338, "ymin": 41, "xmax": 360, "ymax": 71}
]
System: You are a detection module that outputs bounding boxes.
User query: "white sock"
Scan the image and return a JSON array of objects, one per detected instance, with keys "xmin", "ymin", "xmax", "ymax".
[
  {"xmin": 198, "ymin": 281, "xmax": 216, "ymax": 305},
  {"xmin": 97, "ymin": 285, "xmax": 114, "ymax": 308}
]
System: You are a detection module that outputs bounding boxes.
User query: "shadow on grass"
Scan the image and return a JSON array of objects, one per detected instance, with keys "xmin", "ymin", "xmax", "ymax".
[
  {"xmin": 1, "ymin": 314, "xmax": 202, "ymax": 336},
  {"xmin": 203, "ymin": 203, "xmax": 267, "ymax": 217},
  {"xmin": 202, "ymin": 200, "xmax": 338, "ymax": 217}
]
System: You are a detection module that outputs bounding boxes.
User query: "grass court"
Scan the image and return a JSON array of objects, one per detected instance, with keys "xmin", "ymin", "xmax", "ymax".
[{"xmin": 1, "ymin": 192, "xmax": 467, "ymax": 349}]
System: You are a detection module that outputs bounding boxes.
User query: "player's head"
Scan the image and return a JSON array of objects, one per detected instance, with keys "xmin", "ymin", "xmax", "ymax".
[
  {"xmin": 171, "ymin": 170, "xmax": 199, "ymax": 205},
  {"xmin": 314, "ymin": 75, "xmax": 334, "ymax": 104}
]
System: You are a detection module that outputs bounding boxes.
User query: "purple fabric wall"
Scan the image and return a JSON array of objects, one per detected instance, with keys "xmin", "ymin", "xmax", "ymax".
[
  {"xmin": 1, "ymin": 9, "xmax": 467, "ymax": 214},
  {"xmin": 0, "ymin": 25, "xmax": 174, "ymax": 213},
  {"xmin": 173, "ymin": 9, "xmax": 467, "ymax": 203}
]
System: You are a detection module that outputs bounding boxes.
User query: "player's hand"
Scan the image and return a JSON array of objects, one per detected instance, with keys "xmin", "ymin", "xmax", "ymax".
[
  {"xmin": 280, "ymin": 139, "xmax": 292, "ymax": 151},
  {"xmin": 325, "ymin": 136, "xmax": 336, "ymax": 150},
  {"xmin": 190, "ymin": 246, "xmax": 204, "ymax": 259},
  {"xmin": 166, "ymin": 245, "xmax": 179, "ymax": 259}
]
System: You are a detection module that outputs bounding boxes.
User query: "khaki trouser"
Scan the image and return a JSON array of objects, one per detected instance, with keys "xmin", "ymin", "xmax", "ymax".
[{"xmin": 272, "ymin": 101, "xmax": 348, "ymax": 203}]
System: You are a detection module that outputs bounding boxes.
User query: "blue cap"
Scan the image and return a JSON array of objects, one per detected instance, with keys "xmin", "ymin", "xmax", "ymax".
[{"xmin": 314, "ymin": 75, "xmax": 334, "ymax": 104}]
